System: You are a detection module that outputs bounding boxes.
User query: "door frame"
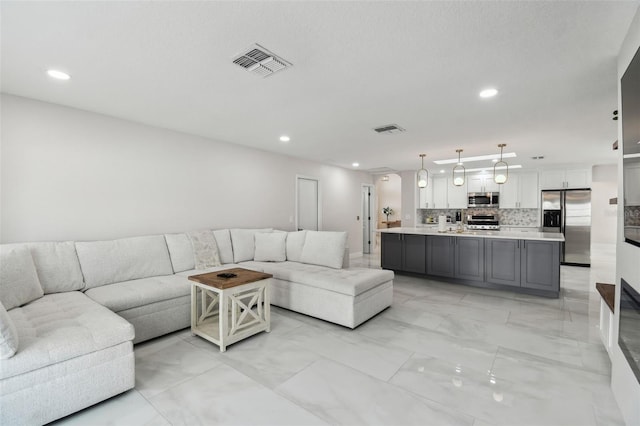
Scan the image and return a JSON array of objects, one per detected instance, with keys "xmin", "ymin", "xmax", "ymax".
[
  {"xmin": 361, "ymin": 183, "xmax": 375, "ymax": 254},
  {"xmin": 295, "ymin": 175, "xmax": 322, "ymax": 231}
]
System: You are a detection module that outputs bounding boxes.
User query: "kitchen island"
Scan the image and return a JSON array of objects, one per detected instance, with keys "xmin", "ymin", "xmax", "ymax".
[{"xmin": 379, "ymin": 227, "xmax": 565, "ymax": 298}]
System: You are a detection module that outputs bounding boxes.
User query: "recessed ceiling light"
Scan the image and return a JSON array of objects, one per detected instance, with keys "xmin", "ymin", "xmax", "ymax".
[
  {"xmin": 352, "ymin": 162, "xmax": 359, "ymax": 167},
  {"xmin": 47, "ymin": 69, "xmax": 71, "ymax": 80},
  {"xmin": 440, "ymin": 169, "xmax": 445, "ymax": 173},
  {"xmin": 279, "ymin": 135, "xmax": 290, "ymax": 142},
  {"xmin": 492, "ymin": 159, "xmax": 498, "ymax": 163},
  {"xmin": 479, "ymin": 88, "xmax": 498, "ymax": 98}
]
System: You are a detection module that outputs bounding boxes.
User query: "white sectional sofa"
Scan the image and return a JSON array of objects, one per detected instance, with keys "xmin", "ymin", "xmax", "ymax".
[{"xmin": 0, "ymin": 228, "xmax": 393, "ymax": 425}]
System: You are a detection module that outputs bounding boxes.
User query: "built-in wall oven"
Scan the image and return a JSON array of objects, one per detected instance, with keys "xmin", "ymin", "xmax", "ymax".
[{"xmin": 468, "ymin": 192, "xmax": 499, "ymax": 208}]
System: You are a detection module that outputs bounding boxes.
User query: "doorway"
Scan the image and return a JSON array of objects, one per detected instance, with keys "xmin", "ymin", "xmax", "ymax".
[
  {"xmin": 362, "ymin": 184, "xmax": 375, "ymax": 254},
  {"xmin": 296, "ymin": 176, "xmax": 321, "ymax": 231}
]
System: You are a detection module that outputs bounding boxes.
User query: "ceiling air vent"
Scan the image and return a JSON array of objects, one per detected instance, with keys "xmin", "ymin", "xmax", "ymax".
[
  {"xmin": 232, "ymin": 44, "xmax": 292, "ymax": 78},
  {"xmin": 374, "ymin": 124, "xmax": 406, "ymax": 134}
]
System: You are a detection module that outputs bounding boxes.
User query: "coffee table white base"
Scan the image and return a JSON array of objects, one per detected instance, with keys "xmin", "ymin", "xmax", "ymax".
[{"xmin": 190, "ymin": 278, "xmax": 271, "ymax": 352}]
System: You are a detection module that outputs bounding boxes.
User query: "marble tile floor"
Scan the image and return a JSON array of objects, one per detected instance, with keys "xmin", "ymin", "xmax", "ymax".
[{"xmin": 53, "ymin": 251, "xmax": 624, "ymax": 426}]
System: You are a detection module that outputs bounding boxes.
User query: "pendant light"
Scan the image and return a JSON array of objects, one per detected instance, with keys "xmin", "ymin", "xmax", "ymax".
[
  {"xmin": 417, "ymin": 154, "xmax": 429, "ymax": 188},
  {"xmin": 452, "ymin": 149, "xmax": 465, "ymax": 186},
  {"xmin": 494, "ymin": 143, "xmax": 508, "ymax": 184}
]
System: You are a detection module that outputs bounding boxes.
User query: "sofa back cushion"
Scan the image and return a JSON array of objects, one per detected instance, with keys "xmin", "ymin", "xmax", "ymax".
[
  {"xmin": 76, "ymin": 235, "xmax": 173, "ymax": 289},
  {"xmin": 300, "ymin": 231, "xmax": 348, "ymax": 269},
  {"xmin": 164, "ymin": 233, "xmax": 195, "ymax": 273},
  {"xmin": 254, "ymin": 232, "xmax": 287, "ymax": 262},
  {"xmin": 0, "ymin": 246, "xmax": 44, "ymax": 310},
  {"xmin": 213, "ymin": 229, "xmax": 234, "ymax": 264},
  {"xmin": 1, "ymin": 241, "xmax": 85, "ymax": 294},
  {"xmin": 286, "ymin": 230, "xmax": 307, "ymax": 262},
  {"xmin": 0, "ymin": 301, "xmax": 19, "ymax": 359},
  {"xmin": 26, "ymin": 242, "xmax": 85, "ymax": 293},
  {"xmin": 187, "ymin": 230, "xmax": 222, "ymax": 269},
  {"xmin": 230, "ymin": 228, "xmax": 272, "ymax": 263}
]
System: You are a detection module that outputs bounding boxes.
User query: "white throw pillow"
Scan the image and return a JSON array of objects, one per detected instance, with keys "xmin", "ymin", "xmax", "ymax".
[
  {"xmin": 286, "ymin": 230, "xmax": 307, "ymax": 262},
  {"xmin": 165, "ymin": 233, "xmax": 195, "ymax": 272},
  {"xmin": 187, "ymin": 230, "xmax": 222, "ymax": 269},
  {"xmin": 230, "ymin": 228, "xmax": 272, "ymax": 263},
  {"xmin": 300, "ymin": 231, "xmax": 348, "ymax": 269},
  {"xmin": 254, "ymin": 233, "xmax": 287, "ymax": 262},
  {"xmin": 0, "ymin": 246, "xmax": 44, "ymax": 310},
  {"xmin": 0, "ymin": 301, "xmax": 19, "ymax": 359},
  {"xmin": 213, "ymin": 229, "xmax": 234, "ymax": 264}
]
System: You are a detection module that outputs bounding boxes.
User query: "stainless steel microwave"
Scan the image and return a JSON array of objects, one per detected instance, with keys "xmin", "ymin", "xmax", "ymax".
[{"xmin": 468, "ymin": 192, "xmax": 499, "ymax": 208}]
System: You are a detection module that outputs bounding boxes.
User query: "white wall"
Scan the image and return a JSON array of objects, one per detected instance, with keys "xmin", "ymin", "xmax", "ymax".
[
  {"xmin": 375, "ymin": 174, "xmax": 401, "ymax": 228},
  {"xmin": 612, "ymin": 8, "xmax": 640, "ymax": 426},
  {"xmin": 591, "ymin": 164, "xmax": 618, "ymax": 245},
  {"xmin": 0, "ymin": 94, "xmax": 373, "ymax": 252},
  {"xmin": 400, "ymin": 170, "xmax": 417, "ymax": 227}
]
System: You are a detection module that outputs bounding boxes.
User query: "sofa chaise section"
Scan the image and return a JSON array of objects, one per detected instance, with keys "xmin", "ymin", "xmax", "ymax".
[
  {"xmin": 0, "ymin": 292, "xmax": 134, "ymax": 426},
  {"xmin": 240, "ymin": 260, "xmax": 394, "ymax": 328}
]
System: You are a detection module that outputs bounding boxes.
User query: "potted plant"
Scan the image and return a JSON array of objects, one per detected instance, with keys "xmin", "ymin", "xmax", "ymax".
[{"xmin": 382, "ymin": 206, "xmax": 394, "ymax": 224}]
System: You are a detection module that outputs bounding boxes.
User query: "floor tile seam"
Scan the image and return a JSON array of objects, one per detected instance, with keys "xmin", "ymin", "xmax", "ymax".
[
  {"xmin": 140, "ymin": 361, "xmax": 224, "ymax": 402},
  {"xmin": 299, "ymin": 339, "xmax": 413, "ymax": 383},
  {"xmin": 497, "ymin": 320, "xmax": 584, "ymax": 348},
  {"xmin": 503, "ymin": 319, "xmax": 597, "ymax": 345},
  {"xmin": 131, "ymin": 388, "xmax": 173, "ymax": 425},
  {"xmin": 270, "ymin": 358, "xmax": 373, "ymax": 425},
  {"xmin": 269, "ymin": 385, "xmax": 336, "ymax": 426},
  {"xmin": 134, "ymin": 335, "xmax": 188, "ymax": 358},
  {"xmin": 494, "ymin": 346, "xmax": 611, "ymax": 381},
  {"xmin": 383, "ymin": 375, "xmax": 478, "ymax": 425}
]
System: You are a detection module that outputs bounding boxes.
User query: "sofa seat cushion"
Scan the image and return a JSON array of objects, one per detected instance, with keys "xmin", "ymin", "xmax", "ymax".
[
  {"xmin": 84, "ymin": 275, "xmax": 190, "ymax": 313},
  {"xmin": 1, "ymin": 292, "xmax": 134, "ymax": 380},
  {"xmin": 240, "ymin": 261, "xmax": 394, "ymax": 296}
]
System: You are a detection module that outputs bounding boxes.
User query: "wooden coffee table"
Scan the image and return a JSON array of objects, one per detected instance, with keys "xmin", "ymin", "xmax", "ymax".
[{"xmin": 188, "ymin": 268, "xmax": 272, "ymax": 352}]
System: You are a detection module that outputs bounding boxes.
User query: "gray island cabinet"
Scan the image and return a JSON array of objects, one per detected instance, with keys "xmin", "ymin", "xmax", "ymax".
[{"xmin": 380, "ymin": 228, "xmax": 563, "ymax": 298}]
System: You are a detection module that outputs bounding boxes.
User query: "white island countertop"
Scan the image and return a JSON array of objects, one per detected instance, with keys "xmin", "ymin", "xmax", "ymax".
[{"xmin": 378, "ymin": 227, "xmax": 565, "ymax": 242}]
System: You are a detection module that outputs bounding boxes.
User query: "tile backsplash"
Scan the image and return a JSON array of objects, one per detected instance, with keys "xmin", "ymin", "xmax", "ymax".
[
  {"xmin": 625, "ymin": 206, "xmax": 640, "ymax": 226},
  {"xmin": 417, "ymin": 208, "xmax": 540, "ymax": 226}
]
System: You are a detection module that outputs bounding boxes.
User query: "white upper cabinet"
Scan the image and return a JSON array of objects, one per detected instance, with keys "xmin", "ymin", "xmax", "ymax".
[
  {"xmin": 448, "ymin": 178, "xmax": 468, "ymax": 208},
  {"xmin": 539, "ymin": 168, "xmax": 592, "ymax": 190},
  {"xmin": 418, "ymin": 177, "xmax": 434, "ymax": 208},
  {"xmin": 432, "ymin": 177, "xmax": 448, "ymax": 208},
  {"xmin": 499, "ymin": 172, "xmax": 539, "ymax": 209},
  {"xmin": 468, "ymin": 174, "xmax": 500, "ymax": 193},
  {"xmin": 430, "ymin": 176, "xmax": 467, "ymax": 209}
]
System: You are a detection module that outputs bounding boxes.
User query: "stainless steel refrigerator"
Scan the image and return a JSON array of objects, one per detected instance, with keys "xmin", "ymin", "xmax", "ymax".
[{"xmin": 541, "ymin": 189, "xmax": 591, "ymax": 266}]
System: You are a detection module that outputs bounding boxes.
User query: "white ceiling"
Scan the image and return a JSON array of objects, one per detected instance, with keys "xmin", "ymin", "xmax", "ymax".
[{"xmin": 1, "ymin": 1, "xmax": 638, "ymax": 173}]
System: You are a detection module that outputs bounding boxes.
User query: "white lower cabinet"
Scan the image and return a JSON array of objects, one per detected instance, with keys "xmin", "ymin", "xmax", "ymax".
[{"xmin": 599, "ymin": 299, "xmax": 614, "ymax": 354}]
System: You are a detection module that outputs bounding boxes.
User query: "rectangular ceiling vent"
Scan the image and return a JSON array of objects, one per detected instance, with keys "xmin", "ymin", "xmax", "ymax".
[
  {"xmin": 366, "ymin": 167, "xmax": 397, "ymax": 175},
  {"xmin": 232, "ymin": 44, "xmax": 292, "ymax": 78},
  {"xmin": 374, "ymin": 124, "xmax": 406, "ymax": 134}
]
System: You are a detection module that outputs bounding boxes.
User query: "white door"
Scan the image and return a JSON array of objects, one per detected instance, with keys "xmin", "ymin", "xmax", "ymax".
[
  {"xmin": 297, "ymin": 177, "xmax": 320, "ymax": 231},
  {"xmin": 362, "ymin": 185, "xmax": 374, "ymax": 254}
]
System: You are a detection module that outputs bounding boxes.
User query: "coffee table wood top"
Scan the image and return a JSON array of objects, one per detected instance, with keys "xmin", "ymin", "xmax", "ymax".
[{"xmin": 188, "ymin": 268, "xmax": 272, "ymax": 290}]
